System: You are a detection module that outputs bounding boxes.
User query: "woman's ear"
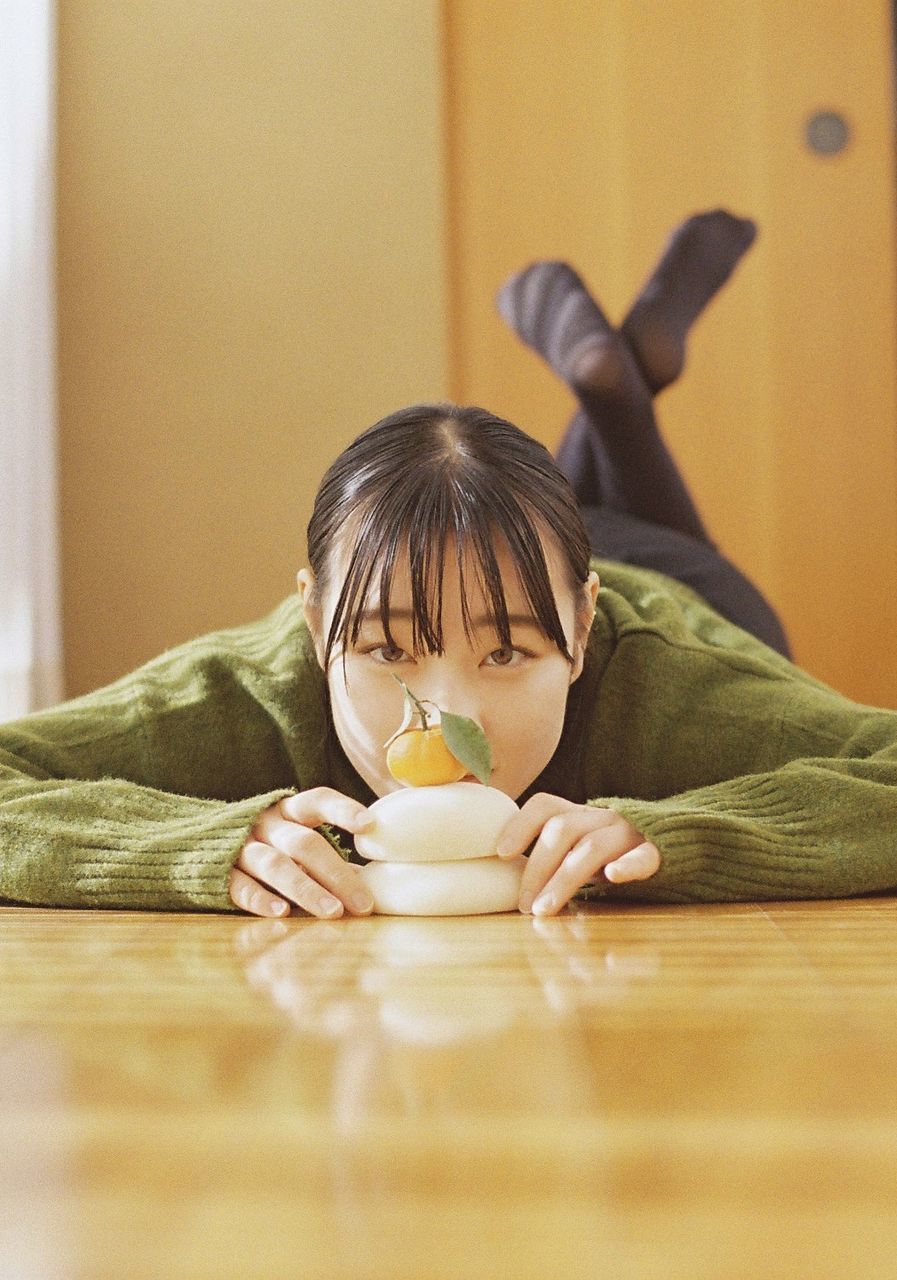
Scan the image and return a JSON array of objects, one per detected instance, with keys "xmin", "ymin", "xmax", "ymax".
[
  {"xmin": 296, "ymin": 569, "xmax": 326, "ymax": 669},
  {"xmin": 569, "ymin": 571, "xmax": 600, "ymax": 684}
]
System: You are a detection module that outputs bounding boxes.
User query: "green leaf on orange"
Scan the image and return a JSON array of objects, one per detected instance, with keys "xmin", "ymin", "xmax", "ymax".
[{"xmin": 439, "ymin": 711, "xmax": 492, "ymax": 784}]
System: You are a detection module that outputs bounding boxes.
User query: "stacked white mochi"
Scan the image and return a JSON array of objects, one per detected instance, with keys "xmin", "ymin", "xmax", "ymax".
[{"xmin": 356, "ymin": 782, "xmax": 525, "ymax": 916}]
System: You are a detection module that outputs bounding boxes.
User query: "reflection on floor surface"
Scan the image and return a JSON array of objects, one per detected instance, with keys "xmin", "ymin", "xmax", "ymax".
[{"xmin": 2, "ymin": 898, "xmax": 897, "ymax": 1279}]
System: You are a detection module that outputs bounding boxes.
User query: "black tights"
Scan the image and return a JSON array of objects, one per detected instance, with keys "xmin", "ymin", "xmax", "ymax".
[
  {"xmin": 557, "ymin": 407, "xmax": 711, "ymax": 543},
  {"xmin": 554, "ymin": 404, "xmax": 793, "ymax": 659}
]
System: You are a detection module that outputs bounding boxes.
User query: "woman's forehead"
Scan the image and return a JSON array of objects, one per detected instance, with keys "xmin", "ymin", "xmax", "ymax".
[
  {"xmin": 393, "ymin": 541, "xmax": 515, "ymax": 602},
  {"xmin": 335, "ymin": 530, "xmax": 567, "ymax": 611},
  {"xmin": 320, "ymin": 538, "xmax": 579, "ymax": 653}
]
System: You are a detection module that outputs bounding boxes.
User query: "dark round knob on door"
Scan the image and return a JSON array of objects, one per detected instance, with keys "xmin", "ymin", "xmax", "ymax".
[{"xmin": 805, "ymin": 110, "xmax": 851, "ymax": 156}]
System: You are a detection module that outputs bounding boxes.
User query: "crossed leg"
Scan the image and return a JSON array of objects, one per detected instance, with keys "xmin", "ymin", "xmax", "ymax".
[
  {"xmin": 495, "ymin": 211, "xmax": 792, "ymax": 658},
  {"xmin": 495, "ymin": 209, "xmax": 756, "ymax": 542}
]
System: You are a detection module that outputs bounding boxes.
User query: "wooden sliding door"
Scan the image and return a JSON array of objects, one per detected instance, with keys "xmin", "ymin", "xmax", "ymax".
[{"xmin": 442, "ymin": 0, "xmax": 897, "ymax": 706}]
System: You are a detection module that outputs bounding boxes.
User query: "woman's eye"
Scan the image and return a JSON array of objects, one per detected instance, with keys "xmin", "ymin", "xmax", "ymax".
[
  {"xmin": 485, "ymin": 645, "xmax": 527, "ymax": 668},
  {"xmin": 369, "ymin": 644, "xmax": 409, "ymax": 664}
]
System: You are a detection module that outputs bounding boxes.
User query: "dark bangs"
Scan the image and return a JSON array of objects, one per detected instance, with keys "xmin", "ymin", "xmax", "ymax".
[{"xmin": 307, "ymin": 405, "xmax": 593, "ymax": 669}]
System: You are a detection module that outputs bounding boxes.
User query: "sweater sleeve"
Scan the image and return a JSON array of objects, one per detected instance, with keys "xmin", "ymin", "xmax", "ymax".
[
  {"xmin": 581, "ymin": 584, "xmax": 897, "ymax": 904},
  {"xmin": 0, "ymin": 602, "xmax": 317, "ymax": 912}
]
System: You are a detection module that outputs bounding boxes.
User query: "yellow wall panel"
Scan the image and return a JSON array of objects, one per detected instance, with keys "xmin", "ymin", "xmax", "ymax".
[
  {"xmin": 57, "ymin": 0, "xmax": 448, "ymax": 695},
  {"xmin": 444, "ymin": 0, "xmax": 897, "ymax": 705}
]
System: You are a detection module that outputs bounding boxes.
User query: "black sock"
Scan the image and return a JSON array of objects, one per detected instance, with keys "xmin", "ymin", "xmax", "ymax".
[
  {"xmin": 495, "ymin": 261, "xmax": 633, "ymax": 396},
  {"xmin": 621, "ymin": 209, "xmax": 757, "ymax": 394},
  {"xmin": 496, "ymin": 260, "xmax": 710, "ymax": 542}
]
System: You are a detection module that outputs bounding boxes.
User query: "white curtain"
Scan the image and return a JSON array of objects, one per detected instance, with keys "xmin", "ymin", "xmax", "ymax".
[{"xmin": 0, "ymin": 0, "xmax": 63, "ymax": 723}]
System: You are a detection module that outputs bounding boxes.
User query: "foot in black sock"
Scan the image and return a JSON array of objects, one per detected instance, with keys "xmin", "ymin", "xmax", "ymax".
[
  {"xmin": 496, "ymin": 261, "xmax": 635, "ymax": 398},
  {"xmin": 621, "ymin": 209, "xmax": 757, "ymax": 394},
  {"xmin": 498, "ymin": 258, "xmax": 712, "ymax": 542}
]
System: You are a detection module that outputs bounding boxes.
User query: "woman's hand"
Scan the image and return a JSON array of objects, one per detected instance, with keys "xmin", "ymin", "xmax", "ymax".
[
  {"xmin": 496, "ymin": 793, "xmax": 661, "ymax": 916},
  {"xmin": 229, "ymin": 788, "xmax": 374, "ymax": 919}
]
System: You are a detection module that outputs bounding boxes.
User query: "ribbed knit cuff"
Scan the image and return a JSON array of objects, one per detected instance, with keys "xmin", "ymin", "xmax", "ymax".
[
  {"xmin": 72, "ymin": 788, "xmax": 299, "ymax": 913},
  {"xmin": 0, "ymin": 784, "xmax": 298, "ymax": 913},
  {"xmin": 583, "ymin": 774, "xmax": 844, "ymax": 904}
]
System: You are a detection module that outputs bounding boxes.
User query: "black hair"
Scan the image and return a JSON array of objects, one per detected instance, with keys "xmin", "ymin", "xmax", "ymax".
[{"xmin": 306, "ymin": 403, "xmax": 593, "ymax": 669}]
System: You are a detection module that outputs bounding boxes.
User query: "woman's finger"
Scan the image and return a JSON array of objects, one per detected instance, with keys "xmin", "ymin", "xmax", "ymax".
[
  {"xmin": 237, "ymin": 838, "xmax": 345, "ymax": 918},
  {"xmin": 495, "ymin": 792, "xmax": 577, "ymax": 858},
  {"xmin": 278, "ymin": 787, "xmax": 372, "ymax": 834},
  {"xmin": 603, "ymin": 841, "xmax": 662, "ymax": 883},
  {"xmin": 237, "ymin": 834, "xmax": 373, "ymax": 918},
  {"xmin": 518, "ymin": 808, "xmax": 618, "ymax": 909},
  {"xmin": 228, "ymin": 864, "xmax": 291, "ymax": 919},
  {"xmin": 532, "ymin": 830, "xmax": 661, "ymax": 916},
  {"xmin": 251, "ymin": 811, "xmax": 374, "ymax": 913}
]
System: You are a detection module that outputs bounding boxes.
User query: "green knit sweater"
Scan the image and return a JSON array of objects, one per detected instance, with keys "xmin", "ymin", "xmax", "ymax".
[{"xmin": 2, "ymin": 560, "xmax": 896, "ymax": 912}]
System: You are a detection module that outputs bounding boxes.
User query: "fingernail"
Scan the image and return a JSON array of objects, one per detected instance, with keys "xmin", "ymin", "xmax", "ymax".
[
  {"xmin": 531, "ymin": 894, "xmax": 555, "ymax": 916},
  {"xmin": 518, "ymin": 892, "xmax": 533, "ymax": 914},
  {"xmin": 270, "ymin": 901, "xmax": 288, "ymax": 916},
  {"xmin": 349, "ymin": 889, "xmax": 374, "ymax": 913},
  {"xmin": 321, "ymin": 900, "xmax": 342, "ymax": 918}
]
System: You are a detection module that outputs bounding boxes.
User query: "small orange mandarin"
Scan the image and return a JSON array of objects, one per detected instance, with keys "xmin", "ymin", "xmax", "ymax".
[{"xmin": 386, "ymin": 727, "xmax": 468, "ymax": 787}]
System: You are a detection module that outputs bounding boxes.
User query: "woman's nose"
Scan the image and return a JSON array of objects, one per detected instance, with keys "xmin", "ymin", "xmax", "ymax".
[{"xmin": 418, "ymin": 679, "xmax": 484, "ymax": 731}]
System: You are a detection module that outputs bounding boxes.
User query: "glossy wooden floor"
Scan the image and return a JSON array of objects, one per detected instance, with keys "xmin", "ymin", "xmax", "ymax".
[{"xmin": 3, "ymin": 898, "xmax": 897, "ymax": 1279}]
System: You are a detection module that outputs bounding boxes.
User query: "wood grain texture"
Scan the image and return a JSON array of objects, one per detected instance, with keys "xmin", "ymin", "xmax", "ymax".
[{"xmin": 3, "ymin": 898, "xmax": 897, "ymax": 1278}]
